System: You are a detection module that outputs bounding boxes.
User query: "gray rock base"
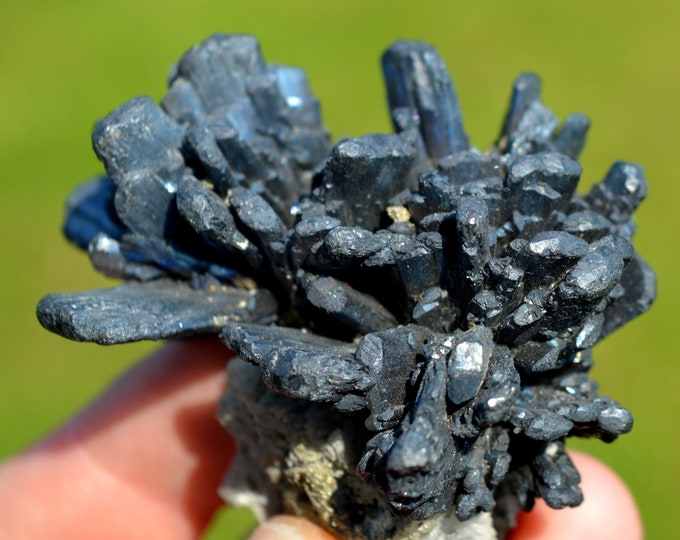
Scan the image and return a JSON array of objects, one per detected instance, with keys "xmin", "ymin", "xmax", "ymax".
[{"xmin": 218, "ymin": 360, "xmax": 502, "ymax": 539}]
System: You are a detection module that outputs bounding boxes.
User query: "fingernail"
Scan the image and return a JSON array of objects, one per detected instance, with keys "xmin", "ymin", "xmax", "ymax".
[{"xmin": 248, "ymin": 520, "xmax": 304, "ymax": 540}]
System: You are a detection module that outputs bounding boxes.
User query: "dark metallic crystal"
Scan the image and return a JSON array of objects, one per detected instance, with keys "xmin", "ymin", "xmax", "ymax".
[{"xmin": 37, "ymin": 34, "xmax": 655, "ymax": 526}]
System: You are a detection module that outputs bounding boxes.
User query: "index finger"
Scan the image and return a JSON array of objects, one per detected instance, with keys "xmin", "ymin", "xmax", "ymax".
[{"xmin": 0, "ymin": 338, "xmax": 236, "ymax": 540}]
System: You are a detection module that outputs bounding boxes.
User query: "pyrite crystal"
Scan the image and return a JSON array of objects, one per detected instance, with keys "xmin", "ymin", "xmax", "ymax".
[{"xmin": 38, "ymin": 35, "xmax": 655, "ymax": 539}]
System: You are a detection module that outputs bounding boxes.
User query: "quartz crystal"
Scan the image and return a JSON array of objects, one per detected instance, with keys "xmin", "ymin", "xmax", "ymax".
[{"xmin": 37, "ymin": 34, "xmax": 655, "ymax": 537}]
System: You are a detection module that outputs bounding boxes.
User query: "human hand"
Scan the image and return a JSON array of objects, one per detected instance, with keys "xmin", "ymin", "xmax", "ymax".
[{"xmin": 0, "ymin": 341, "xmax": 642, "ymax": 539}]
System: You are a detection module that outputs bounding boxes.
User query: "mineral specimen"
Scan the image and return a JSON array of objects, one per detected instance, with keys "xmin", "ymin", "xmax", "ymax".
[{"xmin": 37, "ymin": 34, "xmax": 655, "ymax": 538}]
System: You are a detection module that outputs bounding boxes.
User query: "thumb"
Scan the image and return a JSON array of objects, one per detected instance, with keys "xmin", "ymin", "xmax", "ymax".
[{"xmin": 248, "ymin": 515, "xmax": 338, "ymax": 540}]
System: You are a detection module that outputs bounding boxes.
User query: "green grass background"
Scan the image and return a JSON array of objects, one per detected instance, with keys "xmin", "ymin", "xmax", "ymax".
[{"xmin": 1, "ymin": 1, "xmax": 677, "ymax": 538}]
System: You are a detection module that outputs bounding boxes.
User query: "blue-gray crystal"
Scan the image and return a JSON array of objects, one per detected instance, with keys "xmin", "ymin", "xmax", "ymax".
[
  {"xmin": 454, "ymin": 195, "xmax": 491, "ymax": 306},
  {"xmin": 561, "ymin": 210, "xmax": 612, "ymax": 242},
  {"xmin": 499, "ymin": 72, "xmax": 542, "ymax": 142},
  {"xmin": 37, "ymin": 279, "xmax": 277, "ymax": 344},
  {"xmin": 316, "ymin": 134, "xmax": 416, "ymax": 230},
  {"xmin": 586, "ymin": 161, "xmax": 647, "ymax": 225},
  {"xmin": 597, "ymin": 405, "xmax": 633, "ymax": 433},
  {"xmin": 446, "ymin": 327, "xmax": 493, "ymax": 405},
  {"xmin": 184, "ymin": 124, "xmax": 238, "ymax": 194},
  {"xmin": 92, "ymin": 96, "xmax": 186, "ymax": 184},
  {"xmin": 382, "ymin": 40, "xmax": 470, "ymax": 159},
  {"xmin": 600, "ymin": 254, "xmax": 656, "ymax": 338},
  {"xmin": 554, "ymin": 113, "xmax": 590, "ymax": 159},
  {"xmin": 412, "ymin": 287, "xmax": 459, "ymax": 332},
  {"xmin": 222, "ymin": 323, "xmax": 369, "ymax": 408},
  {"xmin": 382, "ymin": 348, "xmax": 457, "ymax": 519},
  {"xmin": 507, "ymin": 152, "xmax": 581, "ymax": 203},
  {"xmin": 36, "ymin": 34, "xmax": 656, "ymax": 530},
  {"xmin": 357, "ymin": 325, "xmax": 431, "ymax": 432},
  {"xmin": 302, "ymin": 274, "xmax": 398, "ymax": 334},
  {"xmin": 531, "ymin": 444, "xmax": 583, "ymax": 509},
  {"xmin": 172, "ymin": 34, "xmax": 266, "ymax": 113},
  {"xmin": 228, "ymin": 186, "xmax": 287, "ymax": 247},
  {"xmin": 62, "ymin": 176, "xmax": 125, "ymax": 249},
  {"xmin": 438, "ymin": 151, "xmax": 502, "ymax": 186},
  {"xmin": 88, "ymin": 233, "xmax": 164, "ymax": 281},
  {"xmin": 176, "ymin": 175, "xmax": 263, "ymax": 269},
  {"xmin": 419, "ymin": 169, "xmax": 458, "ymax": 212},
  {"xmin": 112, "ymin": 171, "xmax": 179, "ymax": 239}
]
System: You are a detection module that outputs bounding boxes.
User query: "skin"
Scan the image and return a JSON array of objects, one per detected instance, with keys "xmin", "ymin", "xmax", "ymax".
[{"xmin": 0, "ymin": 340, "xmax": 643, "ymax": 540}]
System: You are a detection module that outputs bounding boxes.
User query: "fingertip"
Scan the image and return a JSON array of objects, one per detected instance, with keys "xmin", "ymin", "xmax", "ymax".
[
  {"xmin": 510, "ymin": 450, "xmax": 643, "ymax": 540},
  {"xmin": 247, "ymin": 515, "xmax": 338, "ymax": 540}
]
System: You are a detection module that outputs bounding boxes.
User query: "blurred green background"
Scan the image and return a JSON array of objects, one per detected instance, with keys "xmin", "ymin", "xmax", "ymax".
[{"xmin": 1, "ymin": 0, "xmax": 677, "ymax": 538}]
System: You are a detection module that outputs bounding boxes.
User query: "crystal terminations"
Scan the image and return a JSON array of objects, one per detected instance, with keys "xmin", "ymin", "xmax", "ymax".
[{"xmin": 37, "ymin": 34, "xmax": 655, "ymax": 532}]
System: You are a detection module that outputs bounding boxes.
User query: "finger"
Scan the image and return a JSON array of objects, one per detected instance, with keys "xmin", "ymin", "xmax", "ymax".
[
  {"xmin": 0, "ymin": 338, "xmax": 235, "ymax": 540},
  {"xmin": 248, "ymin": 515, "xmax": 339, "ymax": 540},
  {"xmin": 509, "ymin": 450, "xmax": 643, "ymax": 540}
]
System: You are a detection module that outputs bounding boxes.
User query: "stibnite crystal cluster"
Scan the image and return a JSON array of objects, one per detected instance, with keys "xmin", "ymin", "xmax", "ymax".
[{"xmin": 37, "ymin": 35, "xmax": 655, "ymax": 539}]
